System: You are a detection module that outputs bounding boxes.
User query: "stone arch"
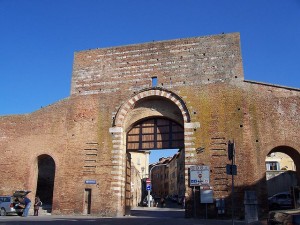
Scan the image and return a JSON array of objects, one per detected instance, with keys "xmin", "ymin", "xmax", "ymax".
[
  {"xmin": 108, "ymin": 88, "xmax": 196, "ymax": 216},
  {"xmin": 113, "ymin": 87, "xmax": 191, "ymax": 128},
  {"xmin": 265, "ymin": 145, "xmax": 300, "ymax": 205},
  {"xmin": 268, "ymin": 146, "xmax": 300, "ymax": 161},
  {"xmin": 267, "ymin": 145, "xmax": 300, "ymax": 182},
  {"xmin": 262, "ymin": 141, "xmax": 300, "ymax": 175}
]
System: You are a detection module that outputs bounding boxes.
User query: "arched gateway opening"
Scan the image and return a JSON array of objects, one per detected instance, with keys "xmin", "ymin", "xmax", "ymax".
[
  {"xmin": 265, "ymin": 146, "xmax": 300, "ymax": 210},
  {"xmin": 112, "ymin": 88, "xmax": 190, "ymax": 216},
  {"xmin": 36, "ymin": 154, "xmax": 55, "ymax": 209},
  {"xmin": 126, "ymin": 117, "xmax": 184, "ymax": 212},
  {"xmin": 110, "ymin": 88, "xmax": 193, "ymax": 216}
]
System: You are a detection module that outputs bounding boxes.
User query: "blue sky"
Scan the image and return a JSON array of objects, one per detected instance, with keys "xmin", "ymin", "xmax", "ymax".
[{"xmin": 1, "ymin": 0, "xmax": 299, "ymax": 162}]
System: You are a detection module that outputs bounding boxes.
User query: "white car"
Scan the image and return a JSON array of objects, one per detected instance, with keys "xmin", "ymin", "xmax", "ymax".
[{"xmin": 0, "ymin": 191, "xmax": 31, "ymax": 216}]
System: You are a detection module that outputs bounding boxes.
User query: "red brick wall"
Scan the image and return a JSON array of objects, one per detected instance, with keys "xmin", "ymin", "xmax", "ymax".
[
  {"xmin": 70, "ymin": 33, "xmax": 243, "ymax": 98},
  {"xmin": 0, "ymin": 32, "xmax": 299, "ymax": 217}
]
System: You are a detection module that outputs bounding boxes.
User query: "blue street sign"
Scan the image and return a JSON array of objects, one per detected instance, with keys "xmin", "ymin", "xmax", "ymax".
[
  {"xmin": 146, "ymin": 184, "xmax": 151, "ymax": 191},
  {"xmin": 85, "ymin": 180, "xmax": 96, "ymax": 184}
]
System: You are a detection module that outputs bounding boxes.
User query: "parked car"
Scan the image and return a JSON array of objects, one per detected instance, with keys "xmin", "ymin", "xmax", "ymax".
[
  {"xmin": 268, "ymin": 192, "xmax": 292, "ymax": 210},
  {"xmin": 268, "ymin": 209, "xmax": 300, "ymax": 225},
  {"xmin": 0, "ymin": 191, "xmax": 31, "ymax": 216}
]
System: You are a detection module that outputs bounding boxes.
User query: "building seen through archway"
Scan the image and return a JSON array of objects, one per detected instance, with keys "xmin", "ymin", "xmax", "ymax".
[{"xmin": 123, "ymin": 99, "xmax": 186, "ymax": 212}]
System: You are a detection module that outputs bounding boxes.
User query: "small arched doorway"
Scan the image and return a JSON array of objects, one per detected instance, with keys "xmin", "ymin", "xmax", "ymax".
[{"xmin": 36, "ymin": 154, "xmax": 56, "ymax": 208}]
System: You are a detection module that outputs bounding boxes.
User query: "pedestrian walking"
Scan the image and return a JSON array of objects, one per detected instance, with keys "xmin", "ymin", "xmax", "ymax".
[{"xmin": 34, "ymin": 196, "xmax": 42, "ymax": 216}]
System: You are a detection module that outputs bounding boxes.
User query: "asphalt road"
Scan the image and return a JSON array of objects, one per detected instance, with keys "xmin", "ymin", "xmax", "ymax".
[{"xmin": 0, "ymin": 205, "xmax": 266, "ymax": 225}]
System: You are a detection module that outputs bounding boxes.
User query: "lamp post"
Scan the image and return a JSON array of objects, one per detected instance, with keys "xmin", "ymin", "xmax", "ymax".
[{"xmin": 148, "ymin": 163, "xmax": 168, "ymax": 208}]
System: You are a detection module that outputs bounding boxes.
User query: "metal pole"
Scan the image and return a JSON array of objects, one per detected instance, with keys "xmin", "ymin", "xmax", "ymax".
[
  {"xmin": 148, "ymin": 189, "xmax": 151, "ymax": 208},
  {"xmin": 231, "ymin": 159, "xmax": 234, "ymax": 225},
  {"xmin": 148, "ymin": 166, "xmax": 154, "ymax": 208},
  {"xmin": 231, "ymin": 145, "xmax": 235, "ymax": 225},
  {"xmin": 193, "ymin": 186, "xmax": 196, "ymax": 218}
]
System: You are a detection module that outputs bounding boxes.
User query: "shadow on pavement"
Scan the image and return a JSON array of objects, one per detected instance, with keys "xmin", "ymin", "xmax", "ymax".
[{"xmin": 130, "ymin": 206, "xmax": 185, "ymax": 218}]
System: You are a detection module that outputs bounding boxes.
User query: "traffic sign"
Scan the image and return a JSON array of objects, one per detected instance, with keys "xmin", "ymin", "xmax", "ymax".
[
  {"xmin": 228, "ymin": 140, "xmax": 235, "ymax": 160},
  {"xmin": 146, "ymin": 178, "xmax": 151, "ymax": 184},
  {"xmin": 190, "ymin": 165, "xmax": 210, "ymax": 186},
  {"xmin": 146, "ymin": 184, "xmax": 151, "ymax": 191},
  {"xmin": 226, "ymin": 164, "xmax": 237, "ymax": 175}
]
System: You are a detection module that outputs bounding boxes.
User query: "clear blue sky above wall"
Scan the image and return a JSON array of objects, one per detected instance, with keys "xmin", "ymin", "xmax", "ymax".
[{"xmin": 1, "ymin": 0, "xmax": 299, "ymax": 162}]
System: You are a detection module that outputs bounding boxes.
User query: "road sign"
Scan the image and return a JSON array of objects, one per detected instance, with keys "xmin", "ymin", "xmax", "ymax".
[
  {"xmin": 200, "ymin": 189, "xmax": 214, "ymax": 203},
  {"xmin": 146, "ymin": 178, "xmax": 151, "ymax": 184},
  {"xmin": 85, "ymin": 180, "xmax": 96, "ymax": 184},
  {"xmin": 190, "ymin": 165, "xmax": 210, "ymax": 186},
  {"xmin": 228, "ymin": 140, "xmax": 235, "ymax": 160},
  {"xmin": 146, "ymin": 184, "xmax": 151, "ymax": 191},
  {"xmin": 226, "ymin": 164, "xmax": 237, "ymax": 175}
]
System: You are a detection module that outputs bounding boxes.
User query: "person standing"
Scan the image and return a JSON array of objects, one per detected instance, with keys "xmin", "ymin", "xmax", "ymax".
[
  {"xmin": 34, "ymin": 196, "xmax": 42, "ymax": 216},
  {"xmin": 160, "ymin": 197, "xmax": 165, "ymax": 208},
  {"xmin": 21, "ymin": 196, "xmax": 31, "ymax": 217}
]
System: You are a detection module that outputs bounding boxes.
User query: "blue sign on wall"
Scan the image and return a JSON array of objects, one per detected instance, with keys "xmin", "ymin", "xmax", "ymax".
[{"xmin": 85, "ymin": 180, "xmax": 96, "ymax": 184}]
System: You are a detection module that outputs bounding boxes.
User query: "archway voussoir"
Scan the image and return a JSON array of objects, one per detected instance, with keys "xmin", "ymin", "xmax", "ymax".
[
  {"xmin": 183, "ymin": 115, "xmax": 188, "ymax": 123},
  {"xmin": 175, "ymin": 100, "xmax": 181, "ymax": 106},
  {"xmin": 170, "ymin": 96, "xmax": 176, "ymax": 102},
  {"xmin": 137, "ymin": 93, "xmax": 143, "ymax": 99},
  {"xmin": 129, "ymin": 99, "xmax": 134, "ymax": 105},
  {"xmin": 143, "ymin": 91, "xmax": 150, "ymax": 97},
  {"xmin": 118, "ymin": 114, "xmax": 125, "ymax": 121},
  {"xmin": 160, "ymin": 91, "xmax": 166, "ymax": 97}
]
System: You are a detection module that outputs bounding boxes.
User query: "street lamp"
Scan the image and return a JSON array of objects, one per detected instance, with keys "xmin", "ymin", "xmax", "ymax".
[{"xmin": 148, "ymin": 163, "xmax": 168, "ymax": 208}]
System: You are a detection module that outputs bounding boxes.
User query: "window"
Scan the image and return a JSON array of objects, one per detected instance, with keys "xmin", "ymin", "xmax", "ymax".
[
  {"xmin": 151, "ymin": 77, "xmax": 157, "ymax": 87},
  {"xmin": 266, "ymin": 161, "xmax": 280, "ymax": 171}
]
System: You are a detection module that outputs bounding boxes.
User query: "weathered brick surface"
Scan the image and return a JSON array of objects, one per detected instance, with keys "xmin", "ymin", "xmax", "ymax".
[
  {"xmin": 0, "ymin": 32, "xmax": 299, "ymax": 217},
  {"xmin": 71, "ymin": 33, "xmax": 243, "ymax": 98}
]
